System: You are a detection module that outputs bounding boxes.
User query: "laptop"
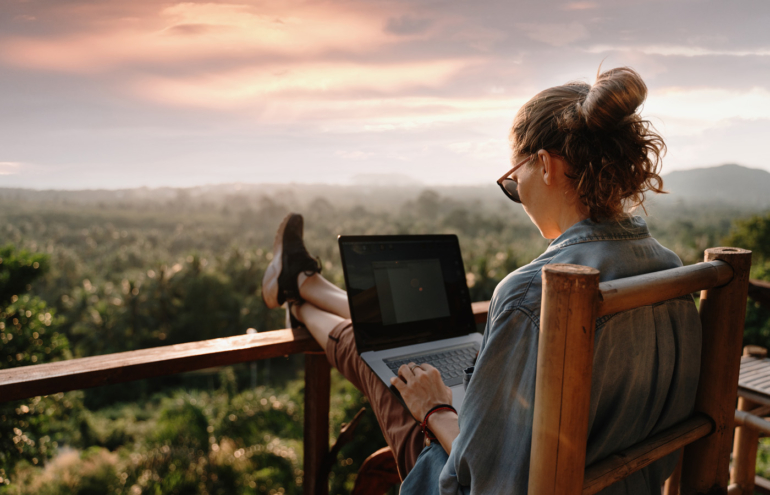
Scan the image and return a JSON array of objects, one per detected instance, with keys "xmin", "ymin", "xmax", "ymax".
[{"xmin": 338, "ymin": 234, "xmax": 483, "ymax": 409}]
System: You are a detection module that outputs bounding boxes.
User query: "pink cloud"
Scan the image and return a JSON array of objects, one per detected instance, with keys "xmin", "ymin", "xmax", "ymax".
[{"xmin": 0, "ymin": 1, "xmax": 398, "ymax": 72}]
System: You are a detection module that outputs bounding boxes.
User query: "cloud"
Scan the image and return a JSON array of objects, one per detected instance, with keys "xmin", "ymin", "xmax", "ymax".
[
  {"xmin": 646, "ymin": 87, "xmax": 770, "ymax": 134},
  {"xmin": 0, "ymin": 1, "xmax": 394, "ymax": 72},
  {"xmin": 335, "ymin": 150, "xmax": 374, "ymax": 160},
  {"xmin": 588, "ymin": 44, "xmax": 770, "ymax": 57},
  {"xmin": 164, "ymin": 23, "xmax": 225, "ymax": 36},
  {"xmin": 447, "ymin": 138, "xmax": 508, "ymax": 159},
  {"xmin": 0, "ymin": 162, "xmax": 22, "ymax": 175},
  {"xmin": 385, "ymin": 15, "xmax": 432, "ymax": 35},
  {"xmin": 563, "ymin": 2, "xmax": 598, "ymax": 10},
  {"xmin": 130, "ymin": 59, "xmax": 485, "ymax": 113},
  {"xmin": 516, "ymin": 22, "xmax": 589, "ymax": 47}
]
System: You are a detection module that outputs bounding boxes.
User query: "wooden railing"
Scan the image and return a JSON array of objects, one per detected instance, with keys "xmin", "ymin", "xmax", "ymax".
[{"xmin": 0, "ymin": 300, "xmax": 490, "ymax": 495}]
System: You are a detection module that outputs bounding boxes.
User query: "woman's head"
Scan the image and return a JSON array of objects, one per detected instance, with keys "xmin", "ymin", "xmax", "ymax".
[{"xmin": 509, "ymin": 67, "xmax": 665, "ymax": 224}]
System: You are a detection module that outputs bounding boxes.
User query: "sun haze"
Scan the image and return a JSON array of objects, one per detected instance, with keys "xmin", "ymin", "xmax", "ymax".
[{"xmin": 1, "ymin": 0, "xmax": 769, "ymax": 189}]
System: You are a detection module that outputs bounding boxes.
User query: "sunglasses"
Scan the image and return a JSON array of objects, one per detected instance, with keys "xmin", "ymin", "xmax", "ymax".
[{"xmin": 496, "ymin": 155, "xmax": 534, "ymax": 204}]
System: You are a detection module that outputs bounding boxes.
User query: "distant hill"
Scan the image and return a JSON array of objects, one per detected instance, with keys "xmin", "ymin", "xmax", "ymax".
[
  {"xmin": 661, "ymin": 164, "xmax": 770, "ymax": 207},
  {"xmin": 2, "ymin": 163, "xmax": 768, "ymax": 211}
]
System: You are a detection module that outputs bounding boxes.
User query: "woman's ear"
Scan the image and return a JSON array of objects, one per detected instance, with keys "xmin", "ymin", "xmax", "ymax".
[{"xmin": 538, "ymin": 150, "xmax": 554, "ymax": 186}]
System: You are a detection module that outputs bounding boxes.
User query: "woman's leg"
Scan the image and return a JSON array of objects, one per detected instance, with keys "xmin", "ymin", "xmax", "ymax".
[
  {"xmin": 293, "ymin": 300, "xmax": 344, "ymax": 350},
  {"xmin": 298, "ymin": 273, "xmax": 350, "ymax": 319},
  {"xmin": 294, "ymin": 303, "xmax": 425, "ymax": 479},
  {"xmin": 261, "ymin": 213, "xmax": 425, "ymax": 476}
]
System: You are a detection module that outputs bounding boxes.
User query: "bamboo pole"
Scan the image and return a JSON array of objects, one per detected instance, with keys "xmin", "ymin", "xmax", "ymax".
[
  {"xmin": 731, "ymin": 347, "xmax": 765, "ymax": 494},
  {"xmin": 583, "ymin": 414, "xmax": 712, "ymax": 495},
  {"xmin": 528, "ymin": 263, "xmax": 600, "ymax": 495},
  {"xmin": 598, "ymin": 260, "xmax": 733, "ymax": 317},
  {"xmin": 681, "ymin": 247, "xmax": 752, "ymax": 495},
  {"xmin": 663, "ymin": 451, "xmax": 684, "ymax": 495},
  {"xmin": 304, "ymin": 353, "xmax": 331, "ymax": 495}
]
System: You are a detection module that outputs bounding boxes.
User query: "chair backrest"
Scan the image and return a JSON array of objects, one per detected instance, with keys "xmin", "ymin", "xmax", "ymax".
[{"xmin": 527, "ymin": 247, "xmax": 752, "ymax": 495}]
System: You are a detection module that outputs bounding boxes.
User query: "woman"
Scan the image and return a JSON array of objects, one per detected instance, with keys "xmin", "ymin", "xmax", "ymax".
[{"xmin": 261, "ymin": 67, "xmax": 701, "ymax": 494}]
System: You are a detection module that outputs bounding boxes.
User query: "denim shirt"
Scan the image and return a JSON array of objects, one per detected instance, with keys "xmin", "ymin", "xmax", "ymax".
[{"xmin": 401, "ymin": 216, "xmax": 702, "ymax": 495}]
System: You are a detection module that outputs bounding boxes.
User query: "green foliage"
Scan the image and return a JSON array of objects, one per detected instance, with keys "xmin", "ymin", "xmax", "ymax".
[
  {"xmin": 723, "ymin": 211, "xmax": 770, "ymax": 351},
  {"xmin": 151, "ymin": 402, "xmax": 210, "ymax": 452},
  {"xmin": 7, "ymin": 388, "xmax": 305, "ymax": 495},
  {"xmin": 0, "ymin": 245, "xmax": 48, "ymax": 306},
  {"xmin": 8, "ymin": 447, "xmax": 122, "ymax": 495},
  {"xmin": 0, "ymin": 245, "xmax": 78, "ymax": 484},
  {"xmin": 724, "ymin": 212, "xmax": 770, "ymax": 264}
]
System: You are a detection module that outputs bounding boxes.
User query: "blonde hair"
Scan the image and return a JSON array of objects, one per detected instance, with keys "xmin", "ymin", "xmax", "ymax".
[{"xmin": 509, "ymin": 67, "xmax": 666, "ymax": 221}]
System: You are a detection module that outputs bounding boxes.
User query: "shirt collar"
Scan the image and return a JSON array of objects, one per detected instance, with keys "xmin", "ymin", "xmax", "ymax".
[{"xmin": 546, "ymin": 215, "xmax": 651, "ymax": 251}]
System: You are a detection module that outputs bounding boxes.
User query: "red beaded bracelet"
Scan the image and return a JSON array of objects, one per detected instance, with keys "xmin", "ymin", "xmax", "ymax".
[{"xmin": 421, "ymin": 404, "xmax": 457, "ymax": 441}]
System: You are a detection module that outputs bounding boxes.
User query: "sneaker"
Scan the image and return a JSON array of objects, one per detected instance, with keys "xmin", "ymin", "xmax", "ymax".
[{"xmin": 261, "ymin": 213, "xmax": 322, "ymax": 309}]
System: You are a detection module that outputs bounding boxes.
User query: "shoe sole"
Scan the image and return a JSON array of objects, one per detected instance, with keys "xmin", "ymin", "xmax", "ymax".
[{"xmin": 261, "ymin": 214, "xmax": 291, "ymax": 309}]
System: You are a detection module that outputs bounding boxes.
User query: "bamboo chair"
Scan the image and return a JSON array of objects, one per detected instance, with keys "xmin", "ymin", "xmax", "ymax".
[{"xmin": 531, "ymin": 247, "xmax": 752, "ymax": 495}]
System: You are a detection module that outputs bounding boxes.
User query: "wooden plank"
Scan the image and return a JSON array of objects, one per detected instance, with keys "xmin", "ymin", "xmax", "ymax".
[
  {"xmin": 529, "ymin": 264, "xmax": 600, "ymax": 495},
  {"xmin": 583, "ymin": 414, "xmax": 714, "ymax": 495},
  {"xmin": 738, "ymin": 387, "xmax": 770, "ymax": 408},
  {"xmin": 745, "ymin": 377, "xmax": 770, "ymax": 390},
  {"xmin": 754, "ymin": 475, "xmax": 770, "ymax": 495},
  {"xmin": 0, "ymin": 327, "xmax": 321, "ymax": 402},
  {"xmin": 472, "ymin": 300, "xmax": 490, "ymax": 324},
  {"xmin": 597, "ymin": 260, "xmax": 733, "ymax": 317},
  {"xmin": 303, "ymin": 353, "xmax": 330, "ymax": 495},
  {"xmin": 738, "ymin": 367, "xmax": 770, "ymax": 380},
  {"xmin": 749, "ymin": 279, "xmax": 770, "ymax": 310},
  {"xmin": 681, "ymin": 247, "xmax": 752, "ymax": 495},
  {"xmin": 748, "ymin": 405, "xmax": 770, "ymax": 417},
  {"xmin": 0, "ymin": 302, "xmax": 492, "ymax": 404},
  {"xmin": 739, "ymin": 357, "xmax": 769, "ymax": 372}
]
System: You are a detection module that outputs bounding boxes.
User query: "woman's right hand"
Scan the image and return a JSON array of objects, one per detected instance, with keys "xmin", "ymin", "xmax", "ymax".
[{"xmin": 390, "ymin": 362, "xmax": 453, "ymax": 422}]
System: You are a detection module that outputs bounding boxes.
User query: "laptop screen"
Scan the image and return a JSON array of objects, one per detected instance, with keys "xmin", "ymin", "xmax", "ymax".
[{"xmin": 338, "ymin": 235, "xmax": 476, "ymax": 353}]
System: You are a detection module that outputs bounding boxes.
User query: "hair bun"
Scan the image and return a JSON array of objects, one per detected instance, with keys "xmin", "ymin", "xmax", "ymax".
[{"xmin": 579, "ymin": 67, "xmax": 647, "ymax": 132}]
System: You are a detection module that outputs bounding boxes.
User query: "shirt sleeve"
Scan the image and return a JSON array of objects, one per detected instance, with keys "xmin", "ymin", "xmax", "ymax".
[{"xmin": 439, "ymin": 306, "xmax": 540, "ymax": 494}]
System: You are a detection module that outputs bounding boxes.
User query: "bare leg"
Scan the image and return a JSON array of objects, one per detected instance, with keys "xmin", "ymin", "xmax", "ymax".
[
  {"xmin": 298, "ymin": 273, "xmax": 351, "ymax": 319},
  {"xmin": 294, "ymin": 302, "xmax": 344, "ymax": 350}
]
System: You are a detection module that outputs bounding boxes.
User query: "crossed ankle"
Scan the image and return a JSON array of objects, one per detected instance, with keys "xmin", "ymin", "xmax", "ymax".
[
  {"xmin": 290, "ymin": 300, "xmax": 304, "ymax": 322},
  {"xmin": 296, "ymin": 271, "xmax": 318, "ymax": 294}
]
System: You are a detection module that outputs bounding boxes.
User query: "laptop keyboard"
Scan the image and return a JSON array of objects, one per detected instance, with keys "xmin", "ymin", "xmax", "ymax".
[{"xmin": 385, "ymin": 343, "xmax": 480, "ymax": 387}]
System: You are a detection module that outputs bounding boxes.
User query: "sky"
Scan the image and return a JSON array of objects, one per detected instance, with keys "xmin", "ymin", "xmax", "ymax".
[{"xmin": 1, "ymin": 0, "xmax": 769, "ymax": 190}]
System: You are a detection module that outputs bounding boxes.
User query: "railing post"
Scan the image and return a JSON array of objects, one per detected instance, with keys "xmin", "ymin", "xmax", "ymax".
[
  {"xmin": 681, "ymin": 247, "xmax": 752, "ymax": 495},
  {"xmin": 730, "ymin": 396, "xmax": 758, "ymax": 494},
  {"xmin": 304, "ymin": 353, "xmax": 331, "ymax": 495},
  {"xmin": 730, "ymin": 346, "xmax": 766, "ymax": 494},
  {"xmin": 528, "ymin": 263, "xmax": 600, "ymax": 495}
]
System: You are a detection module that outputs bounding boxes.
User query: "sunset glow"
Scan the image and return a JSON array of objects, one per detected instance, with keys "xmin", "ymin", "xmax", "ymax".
[{"xmin": 1, "ymin": 0, "xmax": 769, "ymax": 188}]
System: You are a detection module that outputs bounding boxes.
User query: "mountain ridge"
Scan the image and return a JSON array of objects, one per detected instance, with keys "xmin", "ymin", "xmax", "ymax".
[
  {"xmin": 1, "ymin": 164, "xmax": 768, "ymax": 208},
  {"xmin": 659, "ymin": 164, "xmax": 770, "ymax": 207}
]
